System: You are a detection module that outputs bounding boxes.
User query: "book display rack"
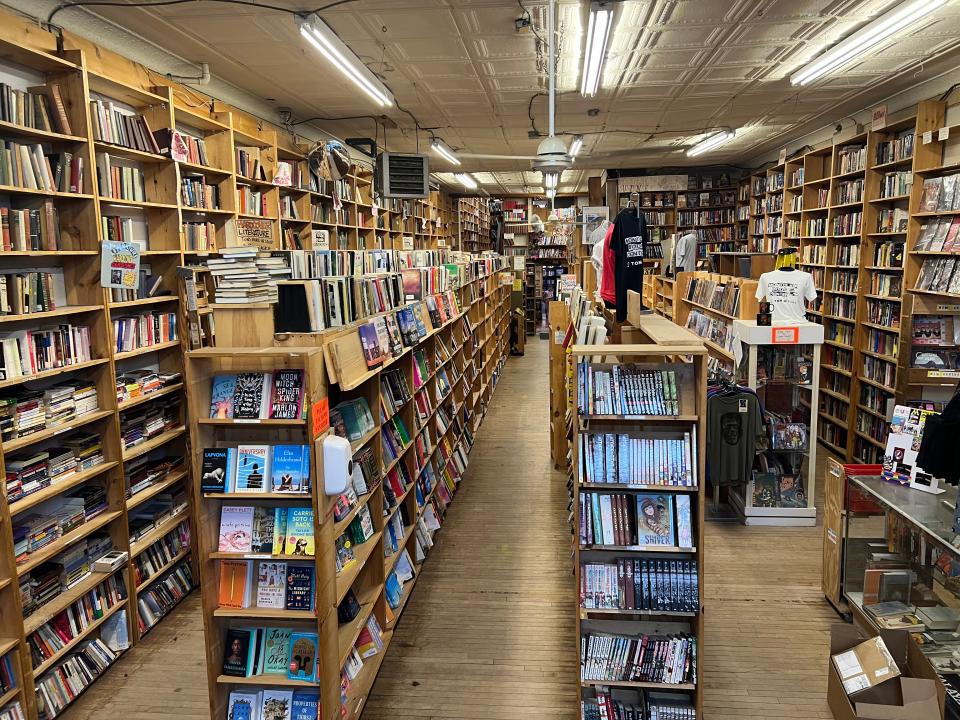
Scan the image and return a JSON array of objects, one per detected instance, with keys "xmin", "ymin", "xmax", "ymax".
[
  {"xmin": 185, "ymin": 255, "xmax": 511, "ymax": 720},
  {"xmin": 572, "ymin": 343, "xmax": 707, "ymax": 719}
]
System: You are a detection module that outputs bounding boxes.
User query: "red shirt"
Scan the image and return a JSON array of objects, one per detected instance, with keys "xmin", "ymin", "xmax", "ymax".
[{"xmin": 599, "ymin": 222, "xmax": 616, "ymax": 304}]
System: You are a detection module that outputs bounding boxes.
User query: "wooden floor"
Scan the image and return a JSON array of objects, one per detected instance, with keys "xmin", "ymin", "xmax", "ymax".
[{"xmin": 65, "ymin": 338, "xmax": 838, "ymax": 719}]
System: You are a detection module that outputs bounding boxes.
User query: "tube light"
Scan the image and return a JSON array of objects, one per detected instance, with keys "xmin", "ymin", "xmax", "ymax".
[
  {"xmin": 298, "ymin": 15, "xmax": 393, "ymax": 107},
  {"xmin": 581, "ymin": 2, "xmax": 614, "ymax": 96},
  {"xmin": 544, "ymin": 172, "xmax": 559, "ymax": 189},
  {"xmin": 790, "ymin": 0, "xmax": 946, "ymax": 86},
  {"xmin": 546, "ymin": 188, "xmax": 557, "ymax": 199},
  {"xmin": 687, "ymin": 130, "xmax": 736, "ymax": 157},
  {"xmin": 455, "ymin": 173, "xmax": 478, "ymax": 189},
  {"xmin": 431, "ymin": 139, "xmax": 461, "ymax": 166},
  {"xmin": 569, "ymin": 135, "xmax": 584, "ymax": 158}
]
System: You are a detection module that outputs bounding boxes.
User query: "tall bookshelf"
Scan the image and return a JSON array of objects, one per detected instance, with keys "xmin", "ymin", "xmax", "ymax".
[
  {"xmin": 456, "ymin": 197, "xmax": 490, "ymax": 252},
  {"xmin": 783, "ymin": 157, "xmax": 804, "ymax": 250},
  {"xmin": 747, "ymin": 170, "xmax": 766, "ymax": 252},
  {"xmin": 764, "ymin": 163, "xmax": 784, "ymax": 253},
  {"xmin": 573, "ymin": 343, "xmax": 707, "ymax": 719}
]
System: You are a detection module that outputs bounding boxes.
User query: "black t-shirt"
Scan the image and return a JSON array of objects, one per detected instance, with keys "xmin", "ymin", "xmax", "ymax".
[{"xmin": 608, "ymin": 209, "xmax": 648, "ymax": 321}]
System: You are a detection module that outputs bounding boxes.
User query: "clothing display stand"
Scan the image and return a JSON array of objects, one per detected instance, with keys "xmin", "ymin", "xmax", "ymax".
[{"xmin": 728, "ymin": 319, "xmax": 824, "ymax": 526}]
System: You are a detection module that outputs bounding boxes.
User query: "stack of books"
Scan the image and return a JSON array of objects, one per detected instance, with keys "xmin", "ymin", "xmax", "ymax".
[
  {"xmin": 5, "ymin": 450, "xmax": 51, "ymax": 502},
  {"xmin": 208, "ymin": 248, "xmax": 273, "ymax": 304}
]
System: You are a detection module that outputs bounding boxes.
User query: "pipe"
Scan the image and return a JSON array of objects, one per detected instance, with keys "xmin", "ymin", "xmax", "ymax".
[{"xmin": 548, "ymin": 0, "xmax": 555, "ymax": 138}]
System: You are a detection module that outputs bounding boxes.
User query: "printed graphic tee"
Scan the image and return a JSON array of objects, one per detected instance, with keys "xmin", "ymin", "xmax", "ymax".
[
  {"xmin": 608, "ymin": 209, "xmax": 648, "ymax": 321},
  {"xmin": 755, "ymin": 269, "xmax": 818, "ymax": 324},
  {"xmin": 707, "ymin": 393, "xmax": 765, "ymax": 486}
]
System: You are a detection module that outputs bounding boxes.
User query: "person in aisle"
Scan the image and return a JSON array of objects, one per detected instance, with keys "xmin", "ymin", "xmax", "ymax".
[
  {"xmin": 673, "ymin": 229, "xmax": 698, "ymax": 275},
  {"xmin": 754, "ymin": 248, "xmax": 817, "ymax": 324},
  {"xmin": 609, "ymin": 206, "xmax": 649, "ymax": 321}
]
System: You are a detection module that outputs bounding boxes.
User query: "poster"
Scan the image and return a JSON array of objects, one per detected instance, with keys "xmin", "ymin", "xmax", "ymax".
[
  {"xmin": 236, "ymin": 218, "xmax": 274, "ymax": 250},
  {"xmin": 101, "ymin": 241, "xmax": 141, "ymax": 289}
]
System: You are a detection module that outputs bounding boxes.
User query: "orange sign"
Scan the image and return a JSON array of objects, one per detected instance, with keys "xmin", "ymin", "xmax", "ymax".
[
  {"xmin": 311, "ymin": 398, "xmax": 330, "ymax": 438},
  {"xmin": 771, "ymin": 327, "xmax": 799, "ymax": 344}
]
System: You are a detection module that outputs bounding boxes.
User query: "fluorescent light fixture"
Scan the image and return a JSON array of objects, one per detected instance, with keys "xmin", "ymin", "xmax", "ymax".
[
  {"xmin": 569, "ymin": 135, "xmax": 584, "ymax": 158},
  {"xmin": 455, "ymin": 173, "xmax": 478, "ymax": 189},
  {"xmin": 687, "ymin": 129, "xmax": 736, "ymax": 157},
  {"xmin": 544, "ymin": 172, "xmax": 559, "ymax": 189},
  {"xmin": 431, "ymin": 139, "xmax": 461, "ymax": 166},
  {"xmin": 546, "ymin": 188, "xmax": 557, "ymax": 199},
  {"xmin": 581, "ymin": 2, "xmax": 614, "ymax": 96},
  {"xmin": 298, "ymin": 14, "xmax": 393, "ymax": 107},
  {"xmin": 791, "ymin": 0, "xmax": 946, "ymax": 86}
]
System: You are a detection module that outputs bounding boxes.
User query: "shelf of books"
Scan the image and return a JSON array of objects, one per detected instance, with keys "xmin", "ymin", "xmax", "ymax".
[
  {"xmin": 184, "ymin": 348, "xmax": 335, "ymax": 720},
  {"xmin": 674, "ymin": 272, "xmax": 759, "ymax": 380},
  {"xmin": 747, "ymin": 169, "xmax": 767, "ymax": 253},
  {"xmin": 456, "ymin": 197, "xmax": 490, "ymax": 252},
  {"xmin": 572, "ymin": 343, "xmax": 707, "ymax": 720}
]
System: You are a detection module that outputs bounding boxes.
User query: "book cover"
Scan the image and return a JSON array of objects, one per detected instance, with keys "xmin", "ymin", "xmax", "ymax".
[
  {"xmin": 271, "ymin": 445, "xmax": 308, "ymax": 493},
  {"xmin": 269, "ymin": 369, "xmax": 304, "ymax": 420},
  {"xmin": 634, "ymin": 493, "xmax": 674, "ymax": 546},
  {"xmin": 285, "ymin": 565, "xmax": 315, "ymax": 611},
  {"xmin": 218, "ymin": 559, "xmax": 252, "ymax": 608},
  {"xmin": 260, "ymin": 690, "xmax": 293, "ymax": 720},
  {"xmin": 284, "ymin": 507, "xmax": 314, "ymax": 556},
  {"xmin": 290, "ymin": 690, "xmax": 320, "ymax": 720},
  {"xmin": 218, "ymin": 505, "xmax": 254, "ymax": 553},
  {"xmin": 922, "ymin": 178, "xmax": 942, "ymax": 212},
  {"xmin": 235, "ymin": 445, "xmax": 270, "ymax": 492},
  {"xmin": 233, "ymin": 372, "xmax": 270, "ymax": 419},
  {"xmin": 383, "ymin": 313, "xmax": 404, "ymax": 357},
  {"xmin": 286, "ymin": 631, "xmax": 319, "ymax": 682},
  {"xmin": 256, "ymin": 561, "xmax": 287, "ymax": 609},
  {"xmin": 201, "ymin": 447, "xmax": 234, "ymax": 493},
  {"xmin": 373, "ymin": 316, "xmax": 391, "ymax": 361},
  {"xmin": 272, "ymin": 507, "xmax": 287, "ymax": 554},
  {"xmin": 222, "ymin": 627, "xmax": 254, "ymax": 676},
  {"xmin": 752, "ymin": 473, "xmax": 779, "ymax": 508},
  {"xmin": 209, "ymin": 374, "xmax": 237, "ymax": 419},
  {"xmin": 778, "ymin": 475, "xmax": 805, "ymax": 508},
  {"xmin": 358, "ymin": 322, "xmax": 386, "ymax": 368},
  {"xmin": 227, "ymin": 692, "xmax": 260, "ymax": 720},
  {"xmin": 674, "ymin": 494, "xmax": 693, "ymax": 548},
  {"xmin": 251, "ymin": 505, "xmax": 276, "ymax": 553}
]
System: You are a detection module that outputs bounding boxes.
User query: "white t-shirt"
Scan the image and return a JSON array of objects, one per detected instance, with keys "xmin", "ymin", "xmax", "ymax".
[{"xmin": 755, "ymin": 269, "xmax": 818, "ymax": 324}]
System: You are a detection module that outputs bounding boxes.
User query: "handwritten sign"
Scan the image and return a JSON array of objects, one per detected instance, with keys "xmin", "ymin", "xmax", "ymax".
[
  {"xmin": 402, "ymin": 236, "xmax": 414, "ymax": 251},
  {"xmin": 100, "ymin": 241, "xmax": 141, "ymax": 289},
  {"xmin": 311, "ymin": 398, "xmax": 330, "ymax": 438},
  {"xmin": 236, "ymin": 218, "xmax": 274, "ymax": 250},
  {"xmin": 871, "ymin": 104, "xmax": 887, "ymax": 130},
  {"xmin": 771, "ymin": 327, "xmax": 799, "ymax": 344}
]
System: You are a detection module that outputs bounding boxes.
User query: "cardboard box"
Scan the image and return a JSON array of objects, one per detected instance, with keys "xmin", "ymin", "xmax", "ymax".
[
  {"xmin": 828, "ymin": 624, "xmax": 942, "ymax": 720},
  {"xmin": 832, "ymin": 631, "xmax": 901, "ymax": 695}
]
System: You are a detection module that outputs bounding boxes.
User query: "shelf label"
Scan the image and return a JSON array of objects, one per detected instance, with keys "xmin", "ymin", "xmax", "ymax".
[
  {"xmin": 939, "ymin": 127, "xmax": 951, "ymax": 142},
  {"xmin": 923, "ymin": 130, "xmax": 934, "ymax": 144},
  {"xmin": 936, "ymin": 304, "xmax": 960, "ymax": 312},
  {"xmin": 311, "ymin": 398, "xmax": 330, "ymax": 438},
  {"xmin": 234, "ymin": 419, "xmax": 261, "ymax": 424},
  {"xmin": 772, "ymin": 327, "xmax": 799, "ymax": 344},
  {"xmin": 778, "ymin": 147, "xmax": 787, "ymax": 165},
  {"xmin": 871, "ymin": 104, "xmax": 887, "ymax": 131},
  {"xmin": 928, "ymin": 370, "xmax": 960, "ymax": 379}
]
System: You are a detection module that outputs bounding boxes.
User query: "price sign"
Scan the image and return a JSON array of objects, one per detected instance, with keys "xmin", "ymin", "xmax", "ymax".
[{"xmin": 771, "ymin": 327, "xmax": 799, "ymax": 344}]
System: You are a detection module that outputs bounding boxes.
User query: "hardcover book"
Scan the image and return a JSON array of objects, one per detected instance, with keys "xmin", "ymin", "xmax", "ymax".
[
  {"xmin": 222, "ymin": 627, "xmax": 255, "ymax": 676},
  {"xmin": 209, "ymin": 374, "xmax": 237, "ymax": 419},
  {"xmin": 286, "ymin": 631, "xmax": 319, "ymax": 682},
  {"xmin": 201, "ymin": 447, "xmax": 234, "ymax": 493},
  {"xmin": 358, "ymin": 322, "xmax": 386, "ymax": 368},
  {"xmin": 284, "ymin": 507, "xmax": 314, "ymax": 556},
  {"xmin": 272, "ymin": 507, "xmax": 287, "ymax": 554},
  {"xmin": 235, "ymin": 445, "xmax": 270, "ymax": 492},
  {"xmin": 634, "ymin": 493, "xmax": 675, "ymax": 546},
  {"xmin": 256, "ymin": 561, "xmax": 287, "ymax": 609},
  {"xmin": 269, "ymin": 369, "xmax": 304, "ymax": 420},
  {"xmin": 271, "ymin": 445, "xmax": 308, "ymax": 493},
  {"xmin": 218, "ymin": 505, "xmax": 254, "ymax": 553},
  {"xmin": 262, "ymin": 628, "xmax": 291, "ymax": 675},
  {"xmin": 227, "ymin": 692, "xmax": 261, "ymax": 720},
  {"xmin": 290, "ymin": 690, "xmax": 320, "ymax": 720},
  {"xmin": 285, "ymin": 565, "xmax": 315, "ymax": 611},
  {"xmin": 218, "ymin": 559, "xmax": 252, "ymax": 609},
  {"xmin": 233, "ymin": 372, "xmax": 270, "ymax": 419},
  {"xmin": 674, "ymin": 494, "xmax": 693, "ymax": 548},
  {"xmin": 251, "ymin": 505, "xmax": 276, "ymax": 553},
  {"xmin": 260, "ymin": 689, "xmax": 293, "ymax": 720}
]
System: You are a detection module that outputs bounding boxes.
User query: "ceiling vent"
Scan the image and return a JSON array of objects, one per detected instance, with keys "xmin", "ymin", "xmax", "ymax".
[{"xmin": 376, "ymin": 153, "xmax": 429, "ymax": 199}]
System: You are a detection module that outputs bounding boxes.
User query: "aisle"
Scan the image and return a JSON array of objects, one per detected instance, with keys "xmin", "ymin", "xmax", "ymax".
[{"xmin": 363, "ymin": 339, "xmax": 579, "ymax": 720}]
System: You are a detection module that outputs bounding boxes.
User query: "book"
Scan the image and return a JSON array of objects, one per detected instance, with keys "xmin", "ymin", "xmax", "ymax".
[
  {"xmin": 675, "ymin": 494, "xmax": 693, "ymax": 548},
  {"xmin": 287, "ymin": 631, "xmax": 319, "ymax": 682},
  {"xmin": 200, "ymin": 447, "xmax": 234, "ymax": 493},
  {"xmin": 219, "ymin": 505, "xmax": 254, "ymax": 553},
  {"xmin": 251, "ymin": 506, "xmax": 276, "ymax": 553},
  {"xmin": 233, "ymin": 372, "xmax": 271, "ymax": 419},
  {"xmin": 634, "ymin": 493, "xmax": 675, "ymax": 545},
  {"xmin": 285, "ymin": 565, "xmax": 314, "ymax": 611},
  {"xmin": 235, "ymin": 445, "xmax": 270, "ymax": 492},
  {"xmin": 921, "ymin": 178, "xmax": 942, "ymax": 212},
  {"xmin": 260, "ymin": 690, "xmax": 293, "ymax": 720},
  {"xmin": 218, "ymin": 559, "xmax": 253, "ymax": 609},
  {"xmin": 270, "ymin": 445, "xmax": 308, "ymax": 493},
  {"xmin": 269, "ymin": 369, "xmax": 304, "ymax": 420},
  {"xmin": 222, "ymin": 627, "xmax": 255, "ymax": 676},
  {"xmin": 209, "ymin": 374, "xmax": 237, "ymax": 418},
  {"xmin": 260, "ymin": 627, "xmax": 292, "ymax": 675},
  {"xmin": 272, "ymin": 507, "xmax": 287, "ymax": 554},
  {"xmin": 256, "ymin": 561, "xmax": 287, "ymax": 609},
  {"xmin": 290, "ymin": 690, "xmax": 320, "ymax": 720},
  {"xmin": 358, "ymin": 322, "xmax": 387, "ymax": 368},
  {"xmin": 227, "ymin": 692, "xmax": 261, "ymax": 720},
  {"xmin": 284, "ymin": 507, "xmax": 314, "ymax": 556}
]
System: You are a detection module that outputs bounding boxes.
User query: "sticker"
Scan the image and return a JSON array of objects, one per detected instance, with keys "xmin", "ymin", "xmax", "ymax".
[
  {"xmin": 772, "ymin": 327, "xmax": 799, "ymax": 344},
  {"xmin": 554, "ymin": 331, "xmax": 565, "ymax": 345},
  {"xmin": 101, "ymin": 241, "xmax": 141, "ymax": 289},
  {"xmin": 738, "ymin": 398, "xmax": 748, "ymax": 413},
  {"xmin": 311, "ymin": 398, "xmax": 330, "ymax": 437},
  {"xmin": 939, "ymin": 127, "xmax": 950, "ymax": 142}
]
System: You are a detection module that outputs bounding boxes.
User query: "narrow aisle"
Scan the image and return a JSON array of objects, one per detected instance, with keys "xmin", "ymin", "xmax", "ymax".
[{"xmin": 364, "ymin": 339, "xmax": 578, "ymax": 720}]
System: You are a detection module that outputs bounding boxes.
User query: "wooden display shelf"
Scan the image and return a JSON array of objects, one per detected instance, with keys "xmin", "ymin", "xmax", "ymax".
[
  {"xmin": 30, "ymin": 600, "xmax": 127, "ymax": 679},
  {"xmin": 17, "ymin": 510, "xmax": 122, "ymax": 575},
  {"xmin": 122, "ymin": 426, "xmax": 186, "ymax": 462},
  {"xmin": 216, "ymin": 674, "xmax": 318, "ymax": 687},
  {"xmin": 3, "ymin": 409, "xmax": 114, "ymax": 453},
  {"xmin": 129, "ymin": 507, "xmax": 191, "ymax": 558},
  {"xmin": 24, "ymin": 568, "xmax": 125, "ymax": 634},
  {"xmin": 212, "ymin": 607, "xmax": 317, "ymax": 620},
  {"xmin": 126, "ymin": 470, "xmax": 189, "ymax": 510},
  {"xmin": 9, "ymin": 462, "xmax": 118, "ymax": 515}
]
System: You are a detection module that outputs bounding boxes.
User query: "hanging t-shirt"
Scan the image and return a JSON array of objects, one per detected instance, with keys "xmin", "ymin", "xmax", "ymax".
[
  {"xmin": 608, "ymin": 209, "xmax": 648, "ymax": 321},
  {"xmin": 755, "ymin": 269, "xmax": 818, "ymax": 324},
  {"xmin": 599, "ymin": 222, "xmax": 616, "ymax": 305},
  {"xmin": 707, "ymin": 392, "xmax": 765, "ymax": 487},
  {"xmin": 590, "ymin": 219, "xmax": 611, "ymax": 280}
]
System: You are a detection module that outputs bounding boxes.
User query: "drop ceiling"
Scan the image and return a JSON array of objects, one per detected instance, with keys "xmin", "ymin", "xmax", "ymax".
[{"xmin": 72, "ymin": 0, "xmax": 960, "ymax": 194}]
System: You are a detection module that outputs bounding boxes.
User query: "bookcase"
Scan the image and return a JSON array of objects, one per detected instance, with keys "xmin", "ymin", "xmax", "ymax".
[
  {"xmin": 675, "ymin": 271, "xmax": 759, "ymax": 378},
  {"xmin": 456, "ymin": 197, "xmax": 490, "ymax": 252},
  {"xmin": 572, "ymin": 342, "xmax": 707, "ymax": 719}
]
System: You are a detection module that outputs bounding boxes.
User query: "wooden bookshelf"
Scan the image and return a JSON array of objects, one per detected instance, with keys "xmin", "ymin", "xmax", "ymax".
[
  {"xmin": 456, "ymin": 197, "xmax": 491, "ymax": 252},
  {"xmin": 572, "ymin": 342, "xmax": 707, "ymax": 719}
]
